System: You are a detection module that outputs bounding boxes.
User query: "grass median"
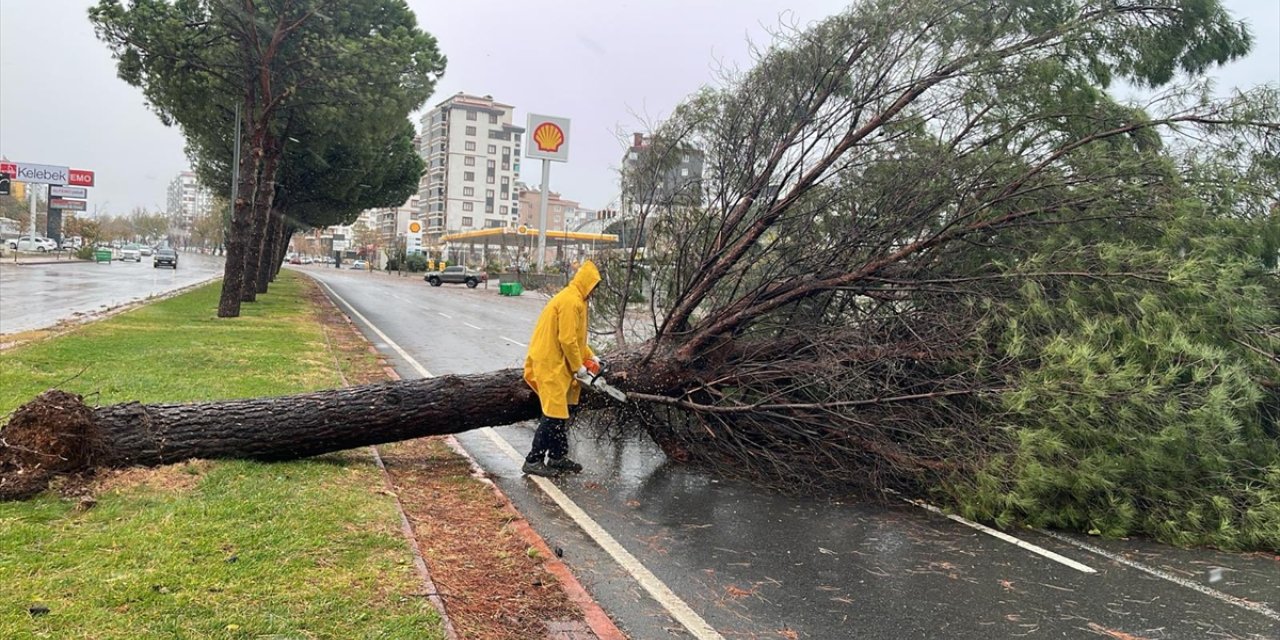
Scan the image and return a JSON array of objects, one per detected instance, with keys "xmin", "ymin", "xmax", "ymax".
[{"xmin": 0, "ymin": 272, "xmax": 443, "ymax": 639}]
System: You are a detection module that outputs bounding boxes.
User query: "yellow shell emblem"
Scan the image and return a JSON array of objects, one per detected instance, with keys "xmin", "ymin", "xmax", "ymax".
[{"xmin": 533, "ymin": 122, "xmax": 565, "ymax": 153}]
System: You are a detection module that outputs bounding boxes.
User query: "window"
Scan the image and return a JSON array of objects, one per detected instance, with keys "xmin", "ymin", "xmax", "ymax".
[
  {"xmin": 488, "ymin": 113, "xmax": 498, "ymax": 124},
  {"xmin": 460, "ymin": 217, "xmax": 472, "ymax": 227},
  {"xmin": 466, "ymin": 111, "xmax": 477, "ymax": 121},
  {"xmin": 487, "ymin": 159, "xmax": 496, "ymax": 169},
  {"xmin": 445, "ymin": 266, "xmax": 464, "ymax": 273},
  {"xmin": 486, "ymin": 175, "xmax": 495, "ymax": 184},
  {"xmin": 465, "ymin": 141, "xmax": 476, "ymax": 151},
  {"xmin": 464, "ymin": 171, "xmax": 474, "ymax": 182},
  {"xmin": 681, "ymin": 167, "xmax": 690, "ymax": 177},
  {"xmin": 463, "ymin": 187, "xmax": 474, "ymax": 197},
  {"xmin": 500, "ymin": 205, "xmax": 508, "ymax": 215},
  {"xmin": 487, "ymin": 145, "xmax": 496, "ymax": 154},
  {"xmin": 465, "ymin": 126, "xmax": 476, "ymax": 136},
  {"xmin": 463, "ymin": 202, "xmax": 474, "ymax": 212},
  {"xmin": 464, "ymin": 156, "xmax": 475, "ymax": 166}
]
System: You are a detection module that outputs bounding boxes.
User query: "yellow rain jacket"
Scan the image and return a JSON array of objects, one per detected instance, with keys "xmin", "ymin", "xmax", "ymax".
[{"xmin": 523, "ymin": 261, "xmax": 600, "ymax": 419}]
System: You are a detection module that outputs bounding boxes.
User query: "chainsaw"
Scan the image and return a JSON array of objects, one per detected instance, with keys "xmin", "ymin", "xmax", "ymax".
[{"xmin": 575, "ymin": 358, "xmax": 628, "ymax": 403}]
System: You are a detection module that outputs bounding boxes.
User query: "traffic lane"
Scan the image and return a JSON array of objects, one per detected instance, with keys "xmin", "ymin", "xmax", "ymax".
[
  {"xmin": 298, "ymin": 267, "xmax": 533, "ymax": 374},
  {"xmin": 477, "ymin": 427, "xmax": 1280, "ymax": 639},
  {"xmin": 304, "ymin": 267, "xmax": 1280, "ymax": 638},
  {"xmin": 0, "ymin": 251, "xmax": 224, "ymax": 335}
]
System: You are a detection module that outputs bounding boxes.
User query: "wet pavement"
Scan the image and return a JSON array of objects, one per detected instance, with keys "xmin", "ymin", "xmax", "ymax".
[
  {"xmin": 303, "ymin": 265, "xmax": 1280, "ymax": 640},
  {"xmin": 0, "ymin": 251, "xmax": 224, "ymax": 336}
]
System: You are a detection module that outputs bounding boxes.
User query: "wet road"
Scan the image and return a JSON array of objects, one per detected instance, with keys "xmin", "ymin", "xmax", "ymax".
[
  {"xmin": 301, "ymin": 265, "xmax": 1280, "ymax": 640},
  {"xmin": 0, "ymin": 251, "xmax": 224, "ymax": 336}
]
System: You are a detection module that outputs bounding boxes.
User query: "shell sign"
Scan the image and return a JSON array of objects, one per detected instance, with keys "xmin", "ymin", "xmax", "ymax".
[
  {"xmin": 408, "ymin": 221, "xmax": 422, "ymax": 234},
  {"xmin": 525, "ymin": 113, "xmax": 571, "ymax": 162}
]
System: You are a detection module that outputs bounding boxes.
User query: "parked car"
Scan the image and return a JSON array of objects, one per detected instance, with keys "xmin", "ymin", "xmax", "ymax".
[
  {"xmin": 8, "ymin": 237, "xmax": 59, "ymax": 252},
  {"xmin": 350, "ymin": 259, "xmax": 368, "ymax": 270},
  {"xmin": 119, "ymin": 244, "xmax": 142, "ymax": 262},
  {"xmin": 424, "ymin": 265, "xmax": 487, "ymax": 288},
  {"xmin": 61, "ymin": 236, "xmax": 83, "ymax": 250},
  {"xmin": 153, "ymin": 247, "xmax": 178, "ymax": 269}
]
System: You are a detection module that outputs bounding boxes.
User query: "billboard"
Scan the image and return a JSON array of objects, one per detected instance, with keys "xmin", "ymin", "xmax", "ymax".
[
  {"xmin": 525, "ymin": 114, "xmax": 570, "ymax": 162},
  {"xmin": 0, "ymin": 162, "xmax": 69, "ymax": 185}
]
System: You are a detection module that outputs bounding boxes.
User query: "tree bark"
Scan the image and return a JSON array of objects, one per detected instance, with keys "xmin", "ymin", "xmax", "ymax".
[
  {"xmin": 217, "ymin": 114, "xmax": 261, "ymax": 318},
  {"xmin": 256, "ymin": 208, "xmax": 282, "ymax": 293},
  {"xmin": 1, "ymin": 370, "xmax": 539, "ymax": 499},
  {"xmin": 242, "ymin": 140, "xmax": 280, "ymax": 302}
]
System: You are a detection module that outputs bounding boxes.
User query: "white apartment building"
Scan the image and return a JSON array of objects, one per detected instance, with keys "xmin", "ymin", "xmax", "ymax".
[
  {"xmin": 166, "ymin": 171, "xmax": 215, "ymax": 229},
  {"xmin": 417, "ymin": 93, "xmax": 524, "ymax": 241}
]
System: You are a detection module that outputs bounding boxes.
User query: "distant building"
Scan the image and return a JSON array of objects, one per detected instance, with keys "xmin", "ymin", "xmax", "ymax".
[
  {"xmin": 620, "ymin": 132, "xmax": 703, "ymax": 214},
  {"xmin": 517, "ymin": 185, "xmax": 581, "ymax": 232},
  {"xmin": 417, "ymin": 93, "xmax": 524, "ymax": 242},
  {"xmin": 166, "ymin": 171, "xmax": 215, "ymax": 239}
]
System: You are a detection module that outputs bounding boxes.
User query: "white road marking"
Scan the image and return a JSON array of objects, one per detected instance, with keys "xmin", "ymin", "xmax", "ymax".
[
  {"xmin": 317, "ymin": 277, "xmax": 725, "ymax": 640},
  {"xmin": 500, "ymin": 336, "xmax": 528, "ymax": 347},
  {"xmin": 1037, "ymin": 529, "xmax": 1280, "ymax": 622},
  {"xmin": 480, "ymin": 429, "xmax": 727, "ymax": 640},
  {"xmin": 900, "ymin": 497, "xmax": 1096, "ymax": 574},
  {"xmin": 437, "ymin": 312, "xmax": 452, "ymax": 319},
  {"xmin": 464, "ymin": 322, "xmax": 484, "ymax": 331}
]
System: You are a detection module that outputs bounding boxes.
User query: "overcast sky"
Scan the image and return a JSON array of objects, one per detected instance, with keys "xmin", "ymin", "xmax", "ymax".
[{"xmin": 1, "ymin": 0, "xmax": 1277, "ymax": 216}]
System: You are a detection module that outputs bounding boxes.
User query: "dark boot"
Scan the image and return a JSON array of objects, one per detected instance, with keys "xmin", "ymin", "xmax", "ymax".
[
  {"xmin": 522, "ymin": 460, "xmax": 563, "ymax": 477},
  {"xmin": 546, "ymin": 457, "xmax": 583, "ymax": 474}
]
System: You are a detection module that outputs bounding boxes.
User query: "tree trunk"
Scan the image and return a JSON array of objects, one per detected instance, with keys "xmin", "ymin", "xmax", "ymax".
[
  {"xmin": 256, "ymin": 208, "xmax": 282, "ymax": 293},
  {"xmin": 1, "ymin": 370, "xmax": 539, "ymax": 499},
  {"xmin": 242, "ymin": 140, "xmax": 280, "ymax": 302},
  {"xmin": 217, "ymin": 116, "xmax": 261, "ymax": 318}
]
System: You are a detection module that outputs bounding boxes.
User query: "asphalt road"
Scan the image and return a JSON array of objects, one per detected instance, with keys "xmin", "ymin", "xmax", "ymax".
[
  {"xmin": 0, "ymin": 251, "xmax": 224, "ymax": 336},
  {"xmin": 302, "ymin": 264, "xmax": 1280, "ymax": 640}
]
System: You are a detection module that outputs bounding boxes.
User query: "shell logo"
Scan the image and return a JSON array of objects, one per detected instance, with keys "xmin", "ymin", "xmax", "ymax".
[
  {"xmin": 408, "ymin": 221, "xmax": 422, "ymax": 233},
  {"xmin": 533, "ymin": 122, "xmax": 565, "ymax": 153},
  {"xmin": 517, "ymin": 224, "xmax": 529, "ymax": 235}
]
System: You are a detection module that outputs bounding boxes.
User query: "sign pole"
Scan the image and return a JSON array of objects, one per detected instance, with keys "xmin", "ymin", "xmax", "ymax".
[
  {"xmin": 29, "ymin": 183, "xmax": 38, "ymax": 244},
  {"xmin": 536, "ymin": 158, "xmax": 551, "ymax": 273}
]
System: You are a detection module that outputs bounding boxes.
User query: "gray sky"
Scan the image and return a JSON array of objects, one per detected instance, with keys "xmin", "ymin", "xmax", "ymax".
[{"xmin": 1, "ymin": 0, "xmax": 1277, "ymax": 216}]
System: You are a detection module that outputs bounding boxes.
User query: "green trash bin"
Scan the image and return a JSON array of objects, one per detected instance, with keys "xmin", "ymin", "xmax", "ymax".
[
  {"xmin": 509, "ymin": 282, "xmax": 523, "ymax": 296},
  {"xmin": 94, "ymin": 249, "xmax": 113, "ymax": 263}
]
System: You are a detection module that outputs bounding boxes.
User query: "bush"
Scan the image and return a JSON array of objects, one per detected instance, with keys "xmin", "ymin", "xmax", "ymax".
[
  {"xmin": 404, "ymin": 254, "xmax": 428, "ymax": 272},
  {"xmin": 75, "ymin": 246, "xmax": 96, "ymax": 260}
]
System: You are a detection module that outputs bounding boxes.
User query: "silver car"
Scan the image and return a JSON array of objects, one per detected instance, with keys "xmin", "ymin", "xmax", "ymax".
[{"xmin": 119, "ymin": 245, "xmax": 142, "ymax": 262}]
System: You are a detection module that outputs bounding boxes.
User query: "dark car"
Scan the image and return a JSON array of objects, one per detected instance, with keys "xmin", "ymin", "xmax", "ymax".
[
  {"xmin": 153, "ymin": 247, "xmax": 178, "ymax": 269},
  {"xmin": 424, "ymin": 265, "xmax": 487, "ymax": 288}
]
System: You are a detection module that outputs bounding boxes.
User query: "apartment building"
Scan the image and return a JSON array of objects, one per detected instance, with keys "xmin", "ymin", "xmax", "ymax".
[
  {"xmin": 418, "ymin": 93, "xmax": 524, "ymax": 241},
  {"xmin": 166, "ymin": 171, "xmax": 215, "ymax": 230}
]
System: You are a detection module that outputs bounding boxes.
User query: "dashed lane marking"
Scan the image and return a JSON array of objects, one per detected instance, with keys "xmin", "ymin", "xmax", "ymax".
[
  {"xmin": 464, "ymin": 322, "xmax": 484, "ymax": 331},
  {"xmin": 437, "ymin": 312, "xmax": 452, "ymax": 319},
  {"xmin": 500, "ymin": 336, "xmax": 528, "ymax": 347},
  {"xmin": 1038, "ymin": 529, "xmax": 1280, "ymax": 622},
  {"xmin": 900, "ymin": 496, "xmax": 1096, "ymax": 574},
  {"xmin": 317, "ymin": 278, "xmax": 726, "ymax": 640}
]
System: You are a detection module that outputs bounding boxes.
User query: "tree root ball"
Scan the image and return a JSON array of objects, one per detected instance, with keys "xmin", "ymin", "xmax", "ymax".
[{"xmin": 1, "ymin": 390, "xmax": 99, "ymax": 500}]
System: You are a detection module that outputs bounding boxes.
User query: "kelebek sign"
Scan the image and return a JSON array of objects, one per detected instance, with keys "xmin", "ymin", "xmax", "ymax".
[{"xmin": 0, "ymin": 162, "xmax": 69, "ymax": 185}]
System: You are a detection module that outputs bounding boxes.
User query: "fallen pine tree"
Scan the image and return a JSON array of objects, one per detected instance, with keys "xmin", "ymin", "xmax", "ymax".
[{"xmin": 5, "ymin": 0, "xmax": 1279, "ymax": 550}]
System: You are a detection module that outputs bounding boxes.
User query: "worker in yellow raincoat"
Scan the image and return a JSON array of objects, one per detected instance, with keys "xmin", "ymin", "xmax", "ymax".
[{"xmin": 521, "ymin": 260, "xmax": 602, "ymax": 477}]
